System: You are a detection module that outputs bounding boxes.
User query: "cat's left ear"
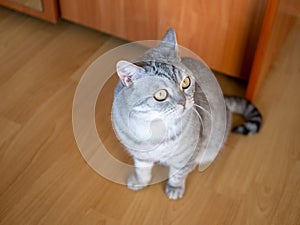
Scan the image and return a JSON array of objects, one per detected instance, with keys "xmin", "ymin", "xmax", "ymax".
[
  {"xmin": 161, "ymin": 28, "xmax": 177, "ymax": 48},
  {"xmin": 159, "ymin": 28, "xmax": 180, "ymax": 60},
  {"xmin": 116, "ymin": 60, "xmax": 144, "ymax": 87}
]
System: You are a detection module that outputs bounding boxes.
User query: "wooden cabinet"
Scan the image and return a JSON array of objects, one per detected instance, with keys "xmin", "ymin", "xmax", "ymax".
[
  {"xmin": 246, "ymin": 0, "xmax": 300, "ymax": 100},
  {"xmin": 0, "ymin": 0, "xmax": 59, "ymax": 23},
  {"xmin": 3, "ymin": 0, "xmax": 296, "ymax": 99},
  {"xmin": 59, "ymin": 0, "xmax": 268, "ymax": 79}
]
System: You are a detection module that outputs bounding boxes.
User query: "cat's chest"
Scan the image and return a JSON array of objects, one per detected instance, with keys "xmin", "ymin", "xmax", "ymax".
[
  {"xmin": 126, "ymin": 112, "xmax": 200, "ymax": 162},
  {"xmin": 128, "ymin": 118, "xmax": 178, "ymax": 143}
]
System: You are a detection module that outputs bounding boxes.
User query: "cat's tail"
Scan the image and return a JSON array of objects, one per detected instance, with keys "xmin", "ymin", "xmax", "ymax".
[{"xmin": 224, "ymin": 96, "xmax": 263, "ymax": 135}]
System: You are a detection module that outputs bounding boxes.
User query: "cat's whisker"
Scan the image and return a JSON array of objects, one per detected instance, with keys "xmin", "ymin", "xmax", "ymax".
[
  {"xmin": 192, "ymin": 107, "xmax": 204, "ymax": 130},
  {"xmin": 193, "ymin": 98, "xmax": 207, "ymax": 103},
  {"xmin": 193, "ymin": 103, "xmax": 211, "ymax": 116}
]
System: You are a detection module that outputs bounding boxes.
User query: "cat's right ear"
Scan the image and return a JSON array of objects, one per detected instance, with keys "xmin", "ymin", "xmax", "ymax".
[{"xmin": 116, "ymin": 60, "xmax": 143, "ymax": 87}]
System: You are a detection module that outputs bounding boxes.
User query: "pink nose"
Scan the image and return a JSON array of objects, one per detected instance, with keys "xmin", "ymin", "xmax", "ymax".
[{"xmin": 179, "ymin": 100, "xmax": 186, "ymax": 106}]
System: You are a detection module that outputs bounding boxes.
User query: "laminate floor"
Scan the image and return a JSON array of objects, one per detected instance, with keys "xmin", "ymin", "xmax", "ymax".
[{"xmin": 0, "ymin": 7, "xmax": 299, "ymax": 225}]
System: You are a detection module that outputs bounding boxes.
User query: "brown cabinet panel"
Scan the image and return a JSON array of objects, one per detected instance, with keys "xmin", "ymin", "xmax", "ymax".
[
  {"xmin": 60, "ymin": 0, "xmax": 267, "ymax": 79},
  {"xmin": 246, "ymin": 0, "xmax": 300, "ymax": 100},
  {"xmin": 0, "ymin": 0, "xmax": 59, "ymax": 23}
]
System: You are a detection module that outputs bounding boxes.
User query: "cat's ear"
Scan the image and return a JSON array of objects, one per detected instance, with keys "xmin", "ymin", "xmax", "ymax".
[
  {"xmin": 116, "ymin": 60, "xmax": 143, "ymax": 87},
  {"xmin": 159, "ymin": 28, "xmax": 180, "ymax": 60},
  {"xmin": 161, "ymin": 28, "xmax": 177, "ymax": 48}
]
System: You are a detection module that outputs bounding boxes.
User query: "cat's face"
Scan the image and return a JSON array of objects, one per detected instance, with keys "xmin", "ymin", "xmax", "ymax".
[
  {"xmin": 115, "ymin": 28, "xmax": 195, "ymax": 121},
  {"xmin": 116, "ymin": 61, "xmax": 195, "ymax": 121}
]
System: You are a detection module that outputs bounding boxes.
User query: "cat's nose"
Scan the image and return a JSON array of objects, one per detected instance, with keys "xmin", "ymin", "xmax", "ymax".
[{"xmin": 179, "ymin": 100, "xmax": 186, "ymax": 106}]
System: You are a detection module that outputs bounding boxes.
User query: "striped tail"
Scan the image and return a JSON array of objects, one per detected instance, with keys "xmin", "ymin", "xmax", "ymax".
[{"xmin": 224, "ymin": 96, "xmax": 263, "ymax": 135}]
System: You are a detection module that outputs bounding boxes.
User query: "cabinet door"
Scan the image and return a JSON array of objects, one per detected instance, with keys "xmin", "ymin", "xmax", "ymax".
[
  {"xmin": 246, "ymin": 0, "xmax": 300, "ymax": 100},
  {"xmin": 0, "ymin": 0, "xmax": 59, "ymax": 23},
  {"xmin": 60, "ymin": 0, "xmax": 267, "ymax": 79}
]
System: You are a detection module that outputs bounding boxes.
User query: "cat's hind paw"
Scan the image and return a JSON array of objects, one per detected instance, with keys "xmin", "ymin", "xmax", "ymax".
[{"xmin": 165, "ymin": 183, "xmax": 185, "ymax": 200}]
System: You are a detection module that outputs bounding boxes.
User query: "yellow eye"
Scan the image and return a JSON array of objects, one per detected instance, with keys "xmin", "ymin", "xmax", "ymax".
[
  {"xmin": 181, "ymin": 76, "xmax": 191, "ymax": 89},
  {"xmin": 154, "ymin": 89, "xmax": 168, "ymax": 101}
]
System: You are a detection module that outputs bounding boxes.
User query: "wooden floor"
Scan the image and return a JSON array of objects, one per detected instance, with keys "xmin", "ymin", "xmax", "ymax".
[{"xmin": 0, "ymin": 6, "xmax": 299, "ymax": 225}]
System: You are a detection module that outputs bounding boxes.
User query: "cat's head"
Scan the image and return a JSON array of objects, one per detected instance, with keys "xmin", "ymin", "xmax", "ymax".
[{"xmin": 116, "ymin": 29, "xmax": 195, "ymax": 121}]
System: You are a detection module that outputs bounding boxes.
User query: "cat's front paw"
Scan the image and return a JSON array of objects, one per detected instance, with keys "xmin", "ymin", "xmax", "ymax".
[
  {"xmin": 127, "ymin": 172, "xmax": 148, "ymax": 191},
  {"xmin": 165, "ymin": 183, "xmax": 185, "ymax": 200}
]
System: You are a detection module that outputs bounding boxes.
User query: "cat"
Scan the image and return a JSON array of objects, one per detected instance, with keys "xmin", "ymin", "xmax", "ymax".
[{"xmin": 111, "ymin": 29, "xmax": 262, "ymax": 200}]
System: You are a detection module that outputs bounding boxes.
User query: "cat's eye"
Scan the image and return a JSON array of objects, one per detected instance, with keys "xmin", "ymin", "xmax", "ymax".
[
  {"xmin": 181, "ymin": 76, "xmax": 191, "ymax": 90},
  {"xmin": 154, "ymin": 89, "xmax": 168, "ymax": 102}
]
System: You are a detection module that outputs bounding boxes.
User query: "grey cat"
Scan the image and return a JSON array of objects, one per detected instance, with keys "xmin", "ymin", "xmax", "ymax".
[{"xmin": 111, "ymin": 29, "xmax": 262, "ymax": 199}]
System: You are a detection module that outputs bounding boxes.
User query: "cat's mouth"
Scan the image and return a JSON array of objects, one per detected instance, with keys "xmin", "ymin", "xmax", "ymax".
[{"xmin": 173, "ymin": 101, "xmax": 193, "ymax": 117}]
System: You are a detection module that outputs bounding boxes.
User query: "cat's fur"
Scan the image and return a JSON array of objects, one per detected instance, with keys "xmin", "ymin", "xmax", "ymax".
[{"xmin": 111, "ymin": 29, "xmax": 262, "ymax": 199}]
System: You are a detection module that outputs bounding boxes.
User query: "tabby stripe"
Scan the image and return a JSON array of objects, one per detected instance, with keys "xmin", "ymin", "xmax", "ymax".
[
  {"xmin": 244, "ymin": 104, "xmax": 256, "ymax": 115},
  {"xmin": 133, "ymin": 98, "xmax": 149, "ymax": 109},
  {"xmin": 245, "ymin": 105, "xmax": 261, "ymax": 117},
  {"xmin": 232, "ymin": 125, "xmax": 250, "ymax": 135},
  {"xmin": 136, "ymin": 61, "xmax": 179, "ymax": 83},
  {"xmin": 248, "ymin": 115, "xmax": 262, "ymax": 123},
  {"xmin": 248, "ymin": 120, "xmax": 262, "ymax": 131}
]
